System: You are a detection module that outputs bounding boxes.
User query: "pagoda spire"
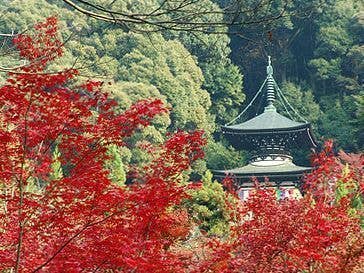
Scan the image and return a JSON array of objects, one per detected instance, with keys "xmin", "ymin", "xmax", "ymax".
[{"xmin": 265, "ymin": 56, "xmax": 276, "ymax": 112}]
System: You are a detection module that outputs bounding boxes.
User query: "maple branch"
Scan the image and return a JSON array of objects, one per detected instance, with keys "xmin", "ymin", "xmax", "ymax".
[
  {"xmin": 0, "ymin": 26, "xmax": 75, "ymax": 74},
  {"xmin": 0, "ymin": 62, "xmax": 28, "ymax": 72},
  {"xmin": 31, "ymin": 225, "xmax": 90, "ymax": 272},
  {"xmin": 338, "ymin": 238, "xmax": 364, "ymax": 273},
  {"xmin": 31, "ymin": 211, "xmax": 121, "ymax": 272},
  {"xmin": 90, "ymin": 259, "xmax": 109, "ymax": 272},
  {"xmin": 14, "ymin": 90, "xmax": 34, "ymax": 273}
]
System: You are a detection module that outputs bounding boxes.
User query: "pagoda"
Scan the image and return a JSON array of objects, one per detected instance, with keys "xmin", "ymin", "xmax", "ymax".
[{"xmin": 213, "ymin": 57, "xmax": 317, "ymax": 198}]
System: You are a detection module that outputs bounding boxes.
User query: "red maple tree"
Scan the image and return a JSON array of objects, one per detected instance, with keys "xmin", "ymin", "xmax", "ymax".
[{"xmin": 0, "ymin": 17, "xmax": 205, "ymax": 272}]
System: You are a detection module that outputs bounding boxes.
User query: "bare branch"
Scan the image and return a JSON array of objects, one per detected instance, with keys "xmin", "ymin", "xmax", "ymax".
[
  {"xmin": 0, "ymin": 31, "xmax": 15, "ymax": 37},
  {"xmin": 59, "ymin": 0, "xmax": 326, "ymax": 35}
]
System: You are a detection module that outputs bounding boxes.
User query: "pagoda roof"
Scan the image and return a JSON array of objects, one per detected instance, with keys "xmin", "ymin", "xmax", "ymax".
[
  {"xmin": 214, "ymin": 161, "xmax": 311, "ymax": 176},
  {"xmin": 222, "ymin": 108, "xmax": 310, "ymax": 133},
  {"xmin": 213, "ymin": 161, "xmax": 311, "ymax": 187}
]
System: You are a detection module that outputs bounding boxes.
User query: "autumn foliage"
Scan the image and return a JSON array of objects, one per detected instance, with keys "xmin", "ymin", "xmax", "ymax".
[
  {"xmin": 0, "ymin": 17, "xmax": 205, "ymax": 272},
  {"xmin": 196, "ymin": 142, "xmax": 363, "ymax": 273},
  {"xmin": 0, "ymin": 18, "xmax": 363, "ymax": 273}
]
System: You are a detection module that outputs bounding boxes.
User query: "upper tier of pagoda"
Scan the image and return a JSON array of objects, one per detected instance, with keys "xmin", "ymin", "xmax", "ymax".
[{"xmin": 222, "ymin": 56, "xmax": 317, "ymax": 154}]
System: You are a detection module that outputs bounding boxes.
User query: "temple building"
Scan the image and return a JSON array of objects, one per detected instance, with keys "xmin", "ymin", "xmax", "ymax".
[{"xmin": 213, "ymin": 57, "xmax": 317, "ymax": 199}]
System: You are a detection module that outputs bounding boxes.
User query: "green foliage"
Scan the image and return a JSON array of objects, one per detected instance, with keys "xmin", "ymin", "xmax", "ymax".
[
  {"xmin": 279, "ymin": 81, "xmax": 321, "ymax": 128},
  {"xmin": 354, "ymin": 93, "xmax": 364, "ymax": 150},
  {"xmin": 309, "ymin": 58, "xmax": 342, "ymax": 81},
  {"xmin": 335, "ymin": 169, "xmax": 363, "ymax": 212},
  {"xmin": 164, "ymin": 1, "xmax": 245, "ymax": 127},
  {"xmin": 50, "ymin": 146, "xmax": 63, "ymax": 181},
  {"xmin": 203, "ymin": 61, "xmax": 245, "ymax": 125},
  {"xmin": 105, "ymin": 145, "xmax": 126, "ymax": 187},
  {"xmin": 105, "ymin": 81, "xmax": 171, "ymax": 142},
  {"xmin": 205, "ymin": 140, "xmax": 245, "ymax": 170},
  {"xmin": 309, "ymin": 0, "xmax": 362, "ymax": 96},
  {"xmin": 308, "ymin": 1, "xmax": 363, "ymax": 151},
  {"xmin": 114, "ymin": 33, "xmax": 214, "ymax": 134},
  {"xmin": 343, "ymin": 45, "xmax": 364, "ymax": 92},
  {"xmin": 316, "ymin": 26, "xmax": 353, "ymax": 56},
  {"xmin": 185, "ymin": 171, "xmax": 232, "ymax": 235},
  {"xmin": 318, "ymin": 96, "xmax": 360, "ymax": 150},
  {"xmin": 334, "ymin": 158, "xmax": 363, "ymax": 226}
]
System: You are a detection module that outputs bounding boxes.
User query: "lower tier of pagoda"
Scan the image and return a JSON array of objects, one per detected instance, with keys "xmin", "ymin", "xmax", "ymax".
[{"xmin": 213, "ymin": 159, "xmax": 311, "ymax": 190}]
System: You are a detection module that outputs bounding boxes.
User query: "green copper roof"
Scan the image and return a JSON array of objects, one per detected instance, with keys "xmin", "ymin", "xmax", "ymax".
[
  {"xmin": 212, "ymin": 161, "xmax": 311, "ymax": 187},
  {"xmin": 222, "ymin": 108, "xmax": 309, "ymax": 132},
  {"xmin": 214, "ymin": 161, "xmax": 311, "ymax": 176}
]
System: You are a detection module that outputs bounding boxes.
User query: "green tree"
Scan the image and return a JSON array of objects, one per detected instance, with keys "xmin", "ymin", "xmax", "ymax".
[
  {"xmin": 164, "ymin": 0, "xmax": 246, "ymax": 126},
  {"xmin": 114, "ymin": 33, "xmax": 214, "ymax": 134},
  {"xmin": 279, "ymin": 81, "xmax": 321, "ymax": 128},
  {"xmin": 105, "ymin": 145, "xmax": 126, "ymax": 186},
  {"xmin": 318, "ymin": 96, "xmax": 359, "ymax": 151},
  {"xmin": 184, "ymin": 171, "xmax": 234, "ymax": 236},
  {"xmin": 203, "ymin": 61, "xmax": 244, "ymax": 125},
  {"xmin": 354, "ymin": 92, "xmax": 364, "ymax": 150},
  {"xmin": 309, "ymin": 0, "xmax": 362, "ymax": 96},
  {"xmin": 205, "ymin": 140, "xmax": 245, "ymax": 170}
]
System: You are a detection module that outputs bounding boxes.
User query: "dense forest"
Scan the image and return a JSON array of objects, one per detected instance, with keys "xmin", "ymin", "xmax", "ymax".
[{"xmin": 1, "ymin": 0, "xmax": 362, "ymax": 174}]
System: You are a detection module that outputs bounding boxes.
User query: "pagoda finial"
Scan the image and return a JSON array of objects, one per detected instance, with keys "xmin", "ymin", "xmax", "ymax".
[
  {"xmin": 267, "ymin": 55, "xmax": 273, "ymax": 76},
  {"xmin": 265, "ymin": 55, "xmax": 276, "ymax": 111}
]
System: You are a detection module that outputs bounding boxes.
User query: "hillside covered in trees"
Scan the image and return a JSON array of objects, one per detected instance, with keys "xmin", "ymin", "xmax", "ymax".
[{"xmin": 1, "ymin": 0, "xmax": 362, "ymax": 174}]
